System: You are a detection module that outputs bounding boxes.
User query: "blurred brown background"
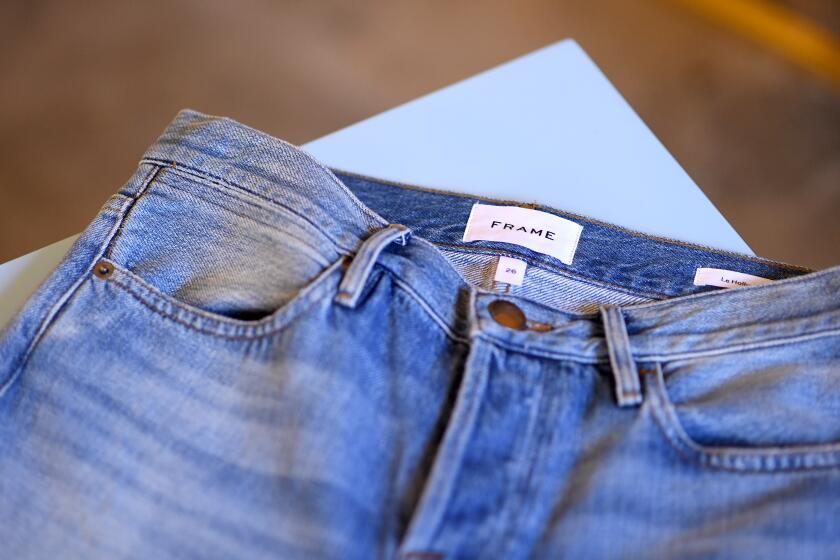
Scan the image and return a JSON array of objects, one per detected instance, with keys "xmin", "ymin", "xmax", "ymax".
[{"xmin": 1, "ymin": 0, "xmax": 838, "ymax": 268}]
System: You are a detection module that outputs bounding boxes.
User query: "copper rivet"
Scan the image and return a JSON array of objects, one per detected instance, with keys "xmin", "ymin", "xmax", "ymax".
[
  {"xmin": 488, "ymin": 299, "xmax": 527, "ymax": 331},
  {"xmin": 93, "ymin": 260, "xmax": 113, "ymax": 279}
]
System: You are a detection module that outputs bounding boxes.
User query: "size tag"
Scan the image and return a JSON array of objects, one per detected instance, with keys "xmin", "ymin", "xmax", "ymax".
[
  {"xmin": 693, "ymin": 267, "xmax": 773, "ymax": 288},
  {"xmin": 463, "ymin": 203, "xmax": 583, "ymax": 265},
  {"xmin": 494, "ymin": 256, "xmax": 527, "ymax": 286}
]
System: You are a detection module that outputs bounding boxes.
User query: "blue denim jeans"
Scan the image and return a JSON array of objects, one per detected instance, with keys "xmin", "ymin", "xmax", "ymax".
[{"xmin": 1, "ymin": 109, "xmax": 838, "ymax": 560}]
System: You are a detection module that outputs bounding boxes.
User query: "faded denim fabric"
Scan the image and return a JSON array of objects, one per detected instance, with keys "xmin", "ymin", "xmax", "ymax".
[{"xmin": 1, "ymin": 109, "xmax": 838, "ymax": 560}]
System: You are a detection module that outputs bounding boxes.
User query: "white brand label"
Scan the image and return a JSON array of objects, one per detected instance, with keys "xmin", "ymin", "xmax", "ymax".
[
  {"xmin": 462, "ymin": 203, "xmax": 583, "ymax": 265},
  {"xmin": 693, "ymin": 268, "xmax": 773, "ymax": 289},
  {"xmin": 494, "ymin": 256, "xmax": 527, "ymax": 286}
]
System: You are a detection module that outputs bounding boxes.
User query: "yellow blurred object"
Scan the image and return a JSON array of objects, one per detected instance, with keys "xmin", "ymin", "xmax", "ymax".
[{"xmin": 673, "ymin": 0, "xmax": 840, "ymax": 88}]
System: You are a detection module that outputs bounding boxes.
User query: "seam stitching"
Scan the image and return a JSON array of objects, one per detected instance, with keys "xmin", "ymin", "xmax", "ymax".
[
  {"xmin": 645, "ymin": 365, "xmax": 840, "ymax": 473},
  {"xmin": 639, "ymin": 329, "xmax": 840, "ymax": 363},
  {"xmin": 100, "ymin": 258, "xmax": 470, "ymax": 346},
  {"xmin": 0, "ymin": 167, "xmax": 157, "ymax": 394},
  {"xmin": 101, "ymin": 257, "xmax": 347, "ymax": 339},
  {"xmin": 383, "ymin": 270, "xmax": 471, "ymax": 346},
  {"xmin": 142, "ymin": 158, "xmax": 368, "ymax": 254}
]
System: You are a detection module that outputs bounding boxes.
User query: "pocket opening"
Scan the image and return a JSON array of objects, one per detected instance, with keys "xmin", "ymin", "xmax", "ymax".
[
  {"xmin": 645, "ymin": 359, "xmax": 840, "ymax": 473},
  {"xmin": 104, "ymin": 171, "xmax": 344, "ymax": 325}
]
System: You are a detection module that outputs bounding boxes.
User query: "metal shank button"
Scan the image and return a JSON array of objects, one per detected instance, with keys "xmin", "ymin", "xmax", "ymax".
[{"xmin": 488, "ymin": 299, "xmax": 527, "ymax": 330}]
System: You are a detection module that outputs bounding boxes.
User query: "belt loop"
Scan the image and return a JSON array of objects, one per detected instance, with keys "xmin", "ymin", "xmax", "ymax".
[
  {"xmin": 599, "ymin": 305, "xmax": 643, "ymax": 407},
  {"xmin": 334, "ymin": 224, "xmax": 412, "ymax": 309}
]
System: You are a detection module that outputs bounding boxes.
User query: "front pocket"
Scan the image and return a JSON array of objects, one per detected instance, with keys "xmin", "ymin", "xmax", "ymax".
[
  {"xmin": 93, "ymin": 255, "xmax": 349, "ymax": 339},
  {"xmin": 645, "ymin": 336, "xmax": 840, "ymax": 473},
  {"xmin": 106, "ymin": 168, "xmax": 346, "ymax": 323}
]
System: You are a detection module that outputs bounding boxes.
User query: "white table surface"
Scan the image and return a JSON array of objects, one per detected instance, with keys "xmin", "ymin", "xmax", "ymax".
[{"xmin": 0, "ymin": 39, "xmax": 751, "ymax": 331}]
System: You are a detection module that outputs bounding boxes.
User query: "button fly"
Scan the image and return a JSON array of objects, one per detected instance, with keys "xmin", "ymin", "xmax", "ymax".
[{"xmin": 488, "ymin": 299, "xmax": 527, "ymax": 330}]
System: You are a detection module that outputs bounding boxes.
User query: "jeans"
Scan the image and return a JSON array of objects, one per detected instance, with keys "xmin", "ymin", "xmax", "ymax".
[{"xmin": 1, "ymin": 109, "xmax": 838, "ymax": 559}]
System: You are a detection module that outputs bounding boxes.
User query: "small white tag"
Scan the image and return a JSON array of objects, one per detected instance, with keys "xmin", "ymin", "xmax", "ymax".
[
  {"xmin": 494, "ymin": 256, "xmax": 527, "ymax": 286},
  {"xmin": 693, "ymin": 267, "xmax": 773, "ymax": 289},
  {"xmin": 463, "ymin": 203, "xmax": 583, "ymax": 265}
]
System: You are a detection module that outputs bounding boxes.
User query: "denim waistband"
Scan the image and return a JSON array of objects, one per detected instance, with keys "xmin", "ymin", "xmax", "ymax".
[{"xmin": 133, "ymin": 109, "xmax": 840, "ymax": 362}]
